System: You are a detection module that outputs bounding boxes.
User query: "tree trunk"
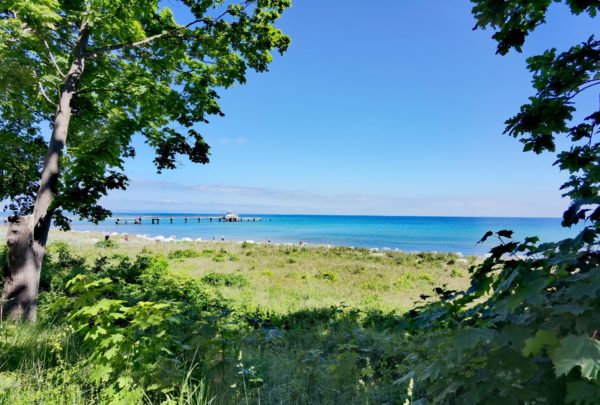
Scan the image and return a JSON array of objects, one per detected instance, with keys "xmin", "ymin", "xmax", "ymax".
[
  {"xmin": 2, "ymin": 216, "xmax": 43, "ymax": 322},
  {"xmin": 2, "ymin": 23, "xmax": 89, "ymax": 322}
]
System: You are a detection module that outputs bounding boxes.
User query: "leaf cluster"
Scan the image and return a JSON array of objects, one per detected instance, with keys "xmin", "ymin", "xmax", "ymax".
[
  {"xmin": 471, "ymin": 0, "xmax": 599, "ymax": 55},
  {"xmin": 1, "ymin": 0, "xmax": 290, "ymax": 226},
  {"xmin": 43, "ymin": 248, "xmax": 228, "ymax": 397}
]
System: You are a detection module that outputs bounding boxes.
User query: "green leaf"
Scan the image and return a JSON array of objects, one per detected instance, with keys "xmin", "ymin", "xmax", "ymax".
[
  {"xmin": 551, "ymin": 335, "xmax": 600, "ymax": 379},
  {"xmin": 90, "ymin": 363, "xmax": 114, "ymax": 384},
  {"xmin": 103, "ymin": 346, "xmax": 119, "ymax": 360},
  {"xmin": 522, "ymin": 330, "xmax": 560, "ymax": 357},
  {"xmin": 117, "ymin": 375, "xmax": 134, "ymax": 389},
  {"xmin": 454, "ymin": 328, "xmax": 495, "ymax": 350},
  {"xmin": 565, "ymin": 381, "xmax": 600, "ymax": 405},
  {"xmin": 394, "ymin": 370, "xmax": 415, "ymax": 385},
  {"xmin": 554, "ymin": 304, "xmax": 587, "ymax": 315}
]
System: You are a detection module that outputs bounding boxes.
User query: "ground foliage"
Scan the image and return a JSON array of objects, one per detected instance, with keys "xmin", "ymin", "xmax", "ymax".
[{"xmin": 1, "ymin": 242, "xmax": 422, "ymax": 404}]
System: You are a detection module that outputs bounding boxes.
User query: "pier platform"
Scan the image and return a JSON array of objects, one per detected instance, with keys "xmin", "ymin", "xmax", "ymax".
[{"xmin": 1, "ymin": 215, "xmax": 265, "ymax": 225}]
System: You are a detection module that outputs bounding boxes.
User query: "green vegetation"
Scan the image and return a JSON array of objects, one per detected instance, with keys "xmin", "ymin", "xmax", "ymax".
[
  {"xmin": 0, "ymin": 0, "xmax": 598, "ymax": 403},
  {"xmin": 0, "ymin": 234, "xmax": 472, "ymax": 403},
  {"xmin": 94, "ymin": 239, "xmax": 118, "ymax": 249},
  {"xmin": 396, "ymin": 1, "xmax": 600, "ymax": 403}
]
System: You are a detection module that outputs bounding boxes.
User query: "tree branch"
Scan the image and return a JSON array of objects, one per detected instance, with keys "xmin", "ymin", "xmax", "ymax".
[
  {"xmin": 37, "ymin": 81, "xmax": 54, "ymax": 105},
  {"xmin": 31, "ymin": 67, "xmax": 56, "ymax": 106},
  {"xmin": 85, "ymin": 3, "xmax": 243, "ymax": 59},
  {"xmin": 567, "ymin": 80, "xmax": 600, "ymax": 101},
  {"xmin": 75, "ymin": 86, "xmax": 135, "ymax": 96},
  {"xmin": 41, "ymin": 37, "xmax": 66, "ymax": 78},
  {"xmin": 85, "ymin": 18, "xmax": 207, "ymax": 58}
]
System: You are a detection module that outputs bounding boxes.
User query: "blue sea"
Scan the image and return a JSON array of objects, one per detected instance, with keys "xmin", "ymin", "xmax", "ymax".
[{"xmin": 69, "ymin": 214, "xmax": 580, "ymax": 255}]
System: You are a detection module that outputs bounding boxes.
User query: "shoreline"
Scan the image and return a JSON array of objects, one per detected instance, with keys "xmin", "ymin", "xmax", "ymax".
[
  {"xmin": 0, "ymin": 226, "xmax": 475, "ymax": 257},
  {"xmin": 1, "ymin": 215, "xmax": 573, "ymax": 256}
]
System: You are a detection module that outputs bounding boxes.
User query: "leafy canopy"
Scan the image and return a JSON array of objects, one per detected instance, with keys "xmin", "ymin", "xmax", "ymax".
[{"xmin": 0, "ymin": 0, "xmax": 290, "ymax": 226}]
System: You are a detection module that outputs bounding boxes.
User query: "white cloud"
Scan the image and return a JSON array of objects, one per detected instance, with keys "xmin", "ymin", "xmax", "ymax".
[{"xmin": 99, "ymin": 178, "xmax": 566, "ymax": 217}]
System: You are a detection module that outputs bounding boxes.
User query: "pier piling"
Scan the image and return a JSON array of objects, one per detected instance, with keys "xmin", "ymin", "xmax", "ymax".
[{"xmin": 102, "ymin": 215, "xmax": 263, "ymax": 225}]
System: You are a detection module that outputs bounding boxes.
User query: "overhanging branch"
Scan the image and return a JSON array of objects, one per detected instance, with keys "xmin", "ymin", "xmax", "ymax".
[
  {"xmin": 84, "ymin": 3, "xmax": 242, "ymax": 59},
  {"xmin": 85, "ymin": 18, "xmax": 208, "ymax": 58},
  {"xmin": 37, "ymin": 81, "xmax": 54, "ymax": 105},
  {"xmin": 41, "ymin": 37, "xmax": 66, "ymax": 78}
]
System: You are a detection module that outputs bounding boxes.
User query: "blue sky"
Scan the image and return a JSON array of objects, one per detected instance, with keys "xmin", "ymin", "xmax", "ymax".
[{"xmin": 102, "ymin": 1, "xmax": 599, "ymax": 216}]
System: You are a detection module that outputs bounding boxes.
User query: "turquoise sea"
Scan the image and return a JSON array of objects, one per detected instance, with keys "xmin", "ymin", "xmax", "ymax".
[{"xmin": 70, "ymin": 214, "xmax": 580, "ymax": 255}]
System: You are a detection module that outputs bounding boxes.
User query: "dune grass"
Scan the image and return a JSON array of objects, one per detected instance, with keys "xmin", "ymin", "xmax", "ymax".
[{"xmin": 18, "ymin": 229, "xmax": 475, "ymax": 313}]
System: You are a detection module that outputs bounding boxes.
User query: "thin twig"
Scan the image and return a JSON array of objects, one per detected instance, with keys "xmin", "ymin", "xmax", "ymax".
[
  {"xmin": 567, "ymin": 80, "xmax": 600, "ymax": 101},
  {"xmin": 85, "ymin": 1, "xmax": 247, "ymax": 58},
  {"xmin": 37, "ymin": 81, "xmax": 55, "ymax": 105},
  {"xmin": 85, "ymin": 18, "xmax": 206, "ymax": 58},
  {"xmin": 41, "ymin": 37, "xmax": 66, "ymax": 78}
]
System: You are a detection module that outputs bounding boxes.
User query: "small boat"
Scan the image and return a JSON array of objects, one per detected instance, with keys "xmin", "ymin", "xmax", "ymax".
[{"xmin": 223, "ymin": 212, "xmax": 240, "ymax": 222}]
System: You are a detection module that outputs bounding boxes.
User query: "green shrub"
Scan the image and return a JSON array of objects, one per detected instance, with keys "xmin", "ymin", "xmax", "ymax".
[
  {"xmin": 201, "ymin": 272, "xmax": 248, "ymax": 288},
  {"xmin": 418, "ymin": 272, "xmax": 434, "ymax": 285},
  {"xmin": 95, "ymin": 239, "xmax": 118, "ymax": 248},
  {"xmin": 394, "ymin": 273, "xmax": 416, "ymax": 289},
  {"xmin": 168, "ymin": 248, "xmax": 201, "ymax": 259},
  {"xmin": 450, "ymin": 268, "xmax": 464, "ymax": 278},
  {"xmin": 315, "ymin": 271, "xmax": 337, "ymax": 281},
  {"xmin": 360, "ymin": 279, "xmax": 390, "ymax": 292},
  {"xmin": 65, "ymin": 275, "xmax": 185, "ymax": 391}
]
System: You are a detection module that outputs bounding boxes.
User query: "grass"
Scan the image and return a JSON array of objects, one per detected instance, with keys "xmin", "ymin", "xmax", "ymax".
[
  {"xmin": 0, "ymin": 228, "xmax": 477, "ymax": 404},
  {"xmin": 6, "ymin": 229, "xmax": 475, "ymax": 313}
]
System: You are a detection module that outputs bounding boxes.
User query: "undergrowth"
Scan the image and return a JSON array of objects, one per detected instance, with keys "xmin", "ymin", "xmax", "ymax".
[{"xmin": 1, "ymin": 229, "xmax": 597, "ymax": 404}]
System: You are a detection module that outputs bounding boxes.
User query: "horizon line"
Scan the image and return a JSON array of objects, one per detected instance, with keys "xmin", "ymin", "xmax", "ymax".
[{"xmin": 105, "ymin": 211, "xmax": 564, "ymax": 220}]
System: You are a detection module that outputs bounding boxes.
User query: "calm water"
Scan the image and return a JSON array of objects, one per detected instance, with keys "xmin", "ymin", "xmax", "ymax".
[{"xmin": 70, "ymin": 214, "xmax": 579, "ymax": 255}]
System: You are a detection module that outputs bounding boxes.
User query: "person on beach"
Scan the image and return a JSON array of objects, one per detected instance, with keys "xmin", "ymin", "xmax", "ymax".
[{"xmin": 104, "ymin": 233, "xmax": 110, "ymax": 241}]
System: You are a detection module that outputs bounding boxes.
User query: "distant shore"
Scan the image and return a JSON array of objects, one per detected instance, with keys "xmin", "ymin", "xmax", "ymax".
[{"xmin": 0, "ymin": 225, "xmax": 482, "ymax": 258}]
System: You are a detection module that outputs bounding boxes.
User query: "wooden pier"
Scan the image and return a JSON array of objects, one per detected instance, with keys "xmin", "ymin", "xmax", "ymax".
[
  {"xmin": 2, "ymin": 216, "xmax": 266, "ymax": 225},
  {"xmin": 111, "ymin": 215, "xmax": 263, "ymax": 225}
]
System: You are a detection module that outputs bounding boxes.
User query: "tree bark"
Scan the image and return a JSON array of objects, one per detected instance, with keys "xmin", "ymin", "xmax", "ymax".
[
  {"xmin": 2, "ymin": 23, "xmax": 90, "ymax": 322},
  {"xmin": 1, "ymin": 216, "xmax": 44, "ymax": 321}
]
